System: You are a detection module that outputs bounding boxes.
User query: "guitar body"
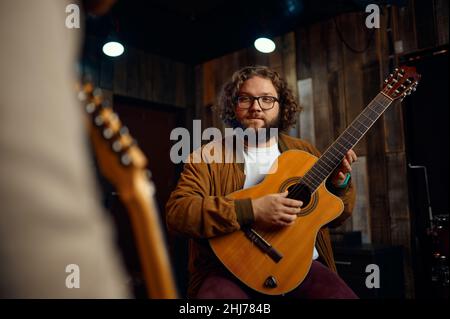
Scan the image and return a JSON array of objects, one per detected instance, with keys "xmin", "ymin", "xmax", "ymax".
[{"xmin": 209, "ymin": 150, "xmax": 344, "ymax": 295}]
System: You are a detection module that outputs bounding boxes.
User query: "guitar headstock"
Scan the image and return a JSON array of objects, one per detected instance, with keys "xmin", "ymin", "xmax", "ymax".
[
  {"xmin": 382, "ymin": 66, "xmax": 420, "ymax": 100},
  {"xmin": 76, "ymin": 82, "xmax": 151, "ymax": 199}
]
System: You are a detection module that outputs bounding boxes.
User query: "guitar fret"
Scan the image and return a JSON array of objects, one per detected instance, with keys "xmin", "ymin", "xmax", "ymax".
[
  {"xmin": 350, "ymin": 123, "xmax": 365, "ymax": 135},
  {"xmin": 302, "ymin": 92, "xmax": 395, "ymax": 193},
  {"xmin": 355, "ymin": 119, "xmax": 369, "ymax": 129},
  {"xmin": 365, "ymin": 105, "xmax": 380, "ymax": 118},
  {"xmin": 322, "ymin": 159, "xmax": 334, "ymax": 170},
  {"xmin": 301, "ymin": 176, "xmax": 314, "ymax": 190},
  {"xmin": 309, "ymin": 168, "xmax": 326, "ymax": 181},
  {"xmin": 360, "ymin": 112, "xmax": 372, "ymax": 123},
  {"xmin": 317, "ymin": 159, "xmax": 333, "ymax": 171},
  {"xmin": 343, "ymin": 130, "xmax": 358, "ymax": 143},
  {"xmin": 304, "ymin": 174, "xmax": 320, "ymax": 189},
  {"xmin": 324, "ymin": 150, "xmax": 341, "ymax": 162},
  {"xmin": 336, "ymin": 139, "xmax": 349, "ymax": 150}
]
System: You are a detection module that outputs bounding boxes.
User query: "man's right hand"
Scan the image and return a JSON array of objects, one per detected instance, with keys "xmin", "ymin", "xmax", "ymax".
[{"xmin": 251, "ymin": 191, "xmax": 303, "ymax": 228}]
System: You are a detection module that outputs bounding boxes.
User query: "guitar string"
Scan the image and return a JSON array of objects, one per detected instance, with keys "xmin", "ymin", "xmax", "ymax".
[
  {"xmin": 257, "ymin": 94, "xmax": 393, "ymax": 242},
  {"xmin": 287, "ymin": 93, "xmax": 391, "ymax": 200}
]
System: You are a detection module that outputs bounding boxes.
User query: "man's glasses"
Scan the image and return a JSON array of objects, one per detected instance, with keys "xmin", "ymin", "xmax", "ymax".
[{"xmin": 235, "ymin": 95, "xmax": 279, "ymax": 110}]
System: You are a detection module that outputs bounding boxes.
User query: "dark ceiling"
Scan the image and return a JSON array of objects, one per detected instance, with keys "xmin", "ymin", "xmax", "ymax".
[{"xmin": 85, "ymin": 0, "xmax": 405, "ymax": 64}]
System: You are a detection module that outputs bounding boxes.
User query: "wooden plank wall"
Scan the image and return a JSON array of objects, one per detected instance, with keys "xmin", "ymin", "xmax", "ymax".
[
  {"xmin": 195, "ymin": 1, "xmax": 448, "ymax": 298},
  {"xmin": 82, "ymin": 36, "xmax": 193, "ymax": 109}
]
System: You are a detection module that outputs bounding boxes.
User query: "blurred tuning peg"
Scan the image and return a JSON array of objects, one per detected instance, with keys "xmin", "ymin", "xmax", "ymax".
[
  {"xmin": 94, "ymin": 115, "xmax": 104, "ymax": 126},
  {"xmin": 85, "ymin": 102, "xmax": 96, "ymax": 114},
  {"xmin": 112, "ymin": 140, "xmax": 123, "ymax": 152},
  {"xmin": 103, "ymin": 127, "xmax": 114, "ymax": 139},
  {"xmin": 121, "ymin": 153, "xmax": 132, "ymax": 166},
  {"xmin": 120, "ymin": 126, "xmax": 129, "ymax": 136}
]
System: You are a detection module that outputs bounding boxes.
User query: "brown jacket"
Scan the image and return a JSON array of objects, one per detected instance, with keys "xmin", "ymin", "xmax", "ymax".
[{"xmin": 166, "ymin": 133, "xmax": 356, "ymax": 297}]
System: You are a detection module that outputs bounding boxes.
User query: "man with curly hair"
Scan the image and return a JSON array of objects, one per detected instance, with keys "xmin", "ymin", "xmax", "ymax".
[{"xmin": 166, "ymin": 66, "xmax": 358, "ymax": 299}]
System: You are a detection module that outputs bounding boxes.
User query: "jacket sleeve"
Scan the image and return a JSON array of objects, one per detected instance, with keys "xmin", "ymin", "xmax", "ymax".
[
  {"xmin": 300, "ymin": 141, "xmax": 356, "ymax": 228},
  {"xmin": 165, "ymin": 156, "xmax": 253, "ymax": 239}
]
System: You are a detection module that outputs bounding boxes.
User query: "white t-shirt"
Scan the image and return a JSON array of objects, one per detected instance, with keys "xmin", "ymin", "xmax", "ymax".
[{"xmin": 242, "ymin": 141, "xmax": 319, "ymax": 260}]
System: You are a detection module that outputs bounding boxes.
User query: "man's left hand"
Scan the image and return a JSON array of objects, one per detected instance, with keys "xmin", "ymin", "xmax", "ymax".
[{"xmin": 330, "ymin": 150, "xmax": 357, "ymax": 187}]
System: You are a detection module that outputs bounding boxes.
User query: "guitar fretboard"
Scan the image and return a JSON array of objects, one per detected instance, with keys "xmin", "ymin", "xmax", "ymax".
[{"xmin": 301, "ymin": 92, "xmax": 393, "ymax": 192}]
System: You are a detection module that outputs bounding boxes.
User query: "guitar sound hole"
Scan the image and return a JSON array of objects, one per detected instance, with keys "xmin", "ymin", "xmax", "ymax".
[{"xmin": 287, "ymin": 183, "xmax": 312, "ymax": 208}]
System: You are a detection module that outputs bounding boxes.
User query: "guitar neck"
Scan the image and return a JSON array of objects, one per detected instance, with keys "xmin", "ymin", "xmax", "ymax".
[
  {"xmin": 302, "ymin": 92, "xmax": 393, "ymax": 192},
  {"xmin": 118, "ymin": 173, "xmax": 179, "ymax": 299}
]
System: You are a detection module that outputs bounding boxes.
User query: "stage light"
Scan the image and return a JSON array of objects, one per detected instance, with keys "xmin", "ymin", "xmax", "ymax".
[
  {"xmin": 254, "ymin": 37, "xmax": 276, "ymax": 53},
  {"xmin": 102, "ymin": 41, "xmax": 124, "ymax": 57}
]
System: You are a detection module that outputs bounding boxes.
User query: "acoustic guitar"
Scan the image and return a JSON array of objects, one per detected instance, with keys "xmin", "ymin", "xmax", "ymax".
[
  {"xmin": 209, "ymin": 66, "xmax": 420, "ymax": 295},
  {"xmin": 77, "ymin": 83, "xmax": 178, "ymax": 298}
]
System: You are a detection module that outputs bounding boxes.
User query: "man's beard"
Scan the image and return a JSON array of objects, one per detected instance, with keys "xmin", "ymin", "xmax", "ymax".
[{"xmin": 236, "ymin": 113, "xmax": 280, "ymax": 144}]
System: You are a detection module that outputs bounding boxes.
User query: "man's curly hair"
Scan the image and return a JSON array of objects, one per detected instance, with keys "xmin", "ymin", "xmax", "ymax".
[{"xmin": 218, "ymin": 66, "xmax": 302, "ymax": 131}]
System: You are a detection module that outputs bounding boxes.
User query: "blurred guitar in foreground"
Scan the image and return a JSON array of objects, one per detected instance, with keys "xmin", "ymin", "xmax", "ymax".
[{"xmin": 77, "ymin": 83, "xmax": 178, "ymax": 298}]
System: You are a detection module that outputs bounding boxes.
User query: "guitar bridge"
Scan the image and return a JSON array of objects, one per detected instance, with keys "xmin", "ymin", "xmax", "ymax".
[{"xmin": 243, "ymin": 228, "xmax": 283, "ymax": 263}]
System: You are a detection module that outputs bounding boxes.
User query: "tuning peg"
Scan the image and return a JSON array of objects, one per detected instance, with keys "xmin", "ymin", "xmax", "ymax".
[
  {"xmin": 406, "ymin": 79, "xmax": 412, "ymax": 84},
  {"xmin": 121, "ymin": 153, "xmax": 132, "ymax": 166},
  {"xmin": 394, "ymin": 68, "xmax": 399, "ymax": 72},
  {"xmin": 389, "ymin": 73, "xmax": 393, "ymax": 77},
  {"xmin": 94, "ymin": 115, "xmax": 104, "ymax": 126},
  {"xmin": 120, "ymin": 126, "xmax": 129, "ymax": 136},
  {"xmin": 85, "ymin": 102, "xmax": 96, "ymax": 114},
  {"xmin": 112, "ymin": 140, "xmax": 123, "ymax": 152},
  {"xmin": 103, "ymin": 127, "xmax": 114, "ymax": 139}
]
